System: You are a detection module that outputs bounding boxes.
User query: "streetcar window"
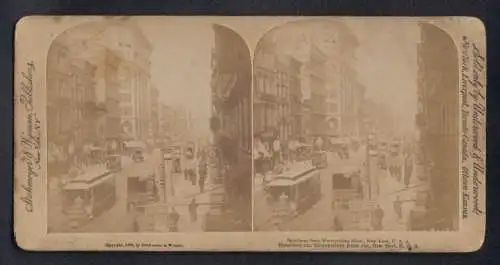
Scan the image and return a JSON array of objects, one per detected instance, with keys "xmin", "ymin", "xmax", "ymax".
[
  {"xmin": 92, "ymin": 177, "xmax": 116, "ymax": 202},
  {"xmin": 332, "ymin": 173, "xmax": 353, "ymax": 190},
  {"xmin": 267, "ymin": 186, "xmax": 291, "ymax": 201},
  {"xmin": 128, "ymin": 177, "xmax": 148, "ymax": 194},
  {"xmin": 62, "ymin": 189, "xmax": 88, "ymax": 210}
]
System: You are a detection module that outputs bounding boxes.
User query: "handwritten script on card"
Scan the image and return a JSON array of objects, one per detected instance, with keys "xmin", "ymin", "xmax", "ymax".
[
  {"xmin": 460, "ymin": 36, "xmax": 486, "ymax": 219},
  {"xmin": 17, "ymin": 61, "xmax": 41, "ymax": 213}
]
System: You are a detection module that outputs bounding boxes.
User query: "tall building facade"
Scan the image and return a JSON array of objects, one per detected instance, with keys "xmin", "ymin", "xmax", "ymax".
[
  {"xmin": 253, "ymin": 39, "xmax": 297, "ymax": 142},
  {"xmin": 337, "ymin": 24, "xmax": 362, "ymax": 138},
  {"xmin": 93, "ymin": 48, "xmax": 122, "ymax": 147},
  {"xmin": 48, "ymin": 27, "xmax": 127, "ymax": 165},
  {"xmin": 109, "ymin": 22, "xmax": 153, "ymax": 142},
  {"xmin": 416, "ymin": 23, "xmax": 459, "ymax": 230},
  {"xmin": 47, "ymin": 41, "xmax": 98, "ymax": 169},
  {"xmin": 158, "ymin": 104, "xmax": 190, "ymax": 143},
  {"xmin": 302, "ymin": 44, "xmax": 328, "ymax": 137},
  {"xmin": 339, "ymin": 66, "xmax": 363, "ymax": 138},
  {"xmin": 207, "ymin": 24, "xmax": 252, "ymax": 231},
  {"xmin": 361, "ymin": 98, "xmax": 395, "ymax": 137},
  {"xmin": 158, "ymin": 103, "xmax": 173, "ymax": 141},
  {"xmin": 149, "ymin": 86, "xmax": 160, "ymax": 143},
  {"xmin": 288, "ymin": 57, "xmax": 303, "ymax": 138},
  {"xmin": 48, "ymin": 18, "xmax": 153, "ymax": 155},
  {"xmin": 325, "ymin": 61, "xmax": 341, "ymax": 136}
]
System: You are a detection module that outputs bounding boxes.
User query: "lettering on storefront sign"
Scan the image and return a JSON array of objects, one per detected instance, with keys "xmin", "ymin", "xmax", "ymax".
[{"xmin": 460, "ymin": 36, "xmax": 485, "ymax": 219}]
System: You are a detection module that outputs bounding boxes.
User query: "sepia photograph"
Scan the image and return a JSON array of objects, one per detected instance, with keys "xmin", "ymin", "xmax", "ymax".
[
  {"xmin": 45, "ymin": 17, "xmax": 252, "ymax": 233},
  {"xmin": 14, "ymin": 16, "xmax": 485, "ymax": 252},
  {"xmin": 253, "ymin": 19, "xmax": 460, "ymax": 232}
]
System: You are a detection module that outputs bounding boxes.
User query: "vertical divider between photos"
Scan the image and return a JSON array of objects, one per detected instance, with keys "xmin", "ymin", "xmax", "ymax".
[{"xmin": 210, "ymin": 24, "xmax": 253, "ymax": 231}]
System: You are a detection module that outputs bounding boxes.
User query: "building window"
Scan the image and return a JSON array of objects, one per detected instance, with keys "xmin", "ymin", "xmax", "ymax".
[
  {"xmin": 58, "ymin": 78, "xmax": 67, "ymax": 98},
  {"xmin": 121, "ymin": 106, "xmax": 133, "ymax": 117},
  {"xmin": 329, "ymin": 88, "xmax": 337, "ymax": 98},
  {"xmin": 120, "ymin": 92, "xmax": 131, "ymax": 102},
  {"xmin": 329, "ymin": 103, "xmax": 338, "ymax": 113},
  {"xmin": 57, "ymin": 47, "xmax": 67, "ymax": 64}
]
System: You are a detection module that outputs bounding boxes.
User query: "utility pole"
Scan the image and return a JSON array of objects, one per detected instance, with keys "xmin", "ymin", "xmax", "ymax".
[
  {"xmin": 155, "ymin": 148, "xmax": 167, "ymax": 203},
  {"xmin": 169, "ymin": 158, "xmax": 175, "ymax": 197},
  {"xmin": 366, "ymin": 133, "xmax": 372, "ymax": 200}
]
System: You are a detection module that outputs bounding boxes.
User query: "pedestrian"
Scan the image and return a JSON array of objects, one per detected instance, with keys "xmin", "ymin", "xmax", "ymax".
[
  {"xmin": 288, "ymin": 139, "xmax": 296, "ymax": 163},
  {"xmin": 131, "ymin": 205, "xmax": 140, "ymax": 232},
  {"xmin": 188, "ymin": 198, "xmax": 198, "ymax": 222},
  {"xmin": 198, "ymin": 169, "xmax": 208, "ymax": 193},
  {"xmin": 198, "ymin": 153, "xmax": 207, "ymax": 193},
  {"xmin": 398, "ymin": 164, "xmax": 403, "ymax": 182},
  {"xmin": 85, "ymin": 193, "xmax": 94, "ymax": 220},
  {"xmin": 332, "ymin": 215, "xmax": 343, "ymax": 231},
  {"xmin": 404, "ymin": 154, "xmax": 413, "ymax": 188},
  {"xmin": 281, "ymin": 139, "xmax": 289, "ymax": 163},
  {"xmin": 152, "ymin": 180, "xmax": 159, "ymax": 201},
  {"xmin": 132, "ymin": 215, "xmax": 140, "ymax": 232},
  {"xmin": 393, "ymin": 196, "xmax": 403, "ymax": 220},
  {"xmin": 372, "ymin": 204, "xmax": 385, "ymax": 230},
  {"xmin": 190, "ymin": 164, "xmax": 197, "ymax": 186},
  {"xmin": 167, "ymin": 207, "xmax": 180, "ymax": 232},
  {"xmin": 315, "ymin": 137, "xmax": 323, "ymax": 151},
  {"xmin": 185, "ymin": 147, "xmax": 197, "ymax": 186},
  {"xmin": 272, "ymin": 137, "xmax": 281, "ymax": 169}
]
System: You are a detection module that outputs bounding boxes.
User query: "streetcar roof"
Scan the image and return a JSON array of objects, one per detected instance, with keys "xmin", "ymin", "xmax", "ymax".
[
  {"xmin": 267, "ymin": 168, "xmax": 318, "ymax": 187},
  {"xmin": 267, "ymin": 172, "xmax": 317, "ymax": 187},
  {"xmin": 64, "ymin": 167, "xmax": 114, "ymax": 190},
  {"xmin": 276, "ymin": 162, "xmax": 315, "ymax": 177},
  {"xmin": 332, "ymin": 165, "xmax": 359, "ymax": 175},
  {"xmin": 126, "ymin": 162, "xmax": 155, "ymax": 178}
]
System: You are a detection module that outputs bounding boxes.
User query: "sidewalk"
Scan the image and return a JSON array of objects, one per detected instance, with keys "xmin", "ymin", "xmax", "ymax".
[
  {"xmin": 176, "ymin": 191, "xmax": 213, "ymax": 232},
  {"xmin": 376, "ymin": 161, "xmax": 428, "ymax": 231},
  {"xmin": 171, "ymin": 173, "xmax": 220, "ymax": 202},
  {"xmin": 377, "ymin": 173, "xmax": 408, "ymax": 230},
  {"xmin": 282, "ymin": 194, "xmax": 331, "ymax": 231},
  {"xmin": 73, "ymin": 198, "xmax": 134, "ymax": 233}
]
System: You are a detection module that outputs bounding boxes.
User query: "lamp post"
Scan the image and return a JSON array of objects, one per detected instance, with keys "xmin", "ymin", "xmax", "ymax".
[{"xmin": 366, "ymin": 132, "xmax": 372, "ymax": 200}]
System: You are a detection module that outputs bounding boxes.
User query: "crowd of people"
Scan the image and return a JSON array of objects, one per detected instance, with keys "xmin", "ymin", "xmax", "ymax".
[
  {"xmin": 182, "ymin": 145, "xmax": 209, "ymax": 194},
  {"xmin": 253, "ymin": 134, "xmax": 332, "ymax": 181}
]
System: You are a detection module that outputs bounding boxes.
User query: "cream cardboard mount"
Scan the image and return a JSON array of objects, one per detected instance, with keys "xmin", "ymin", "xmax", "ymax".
[{"xmin": 14, "ymin": 16, "xmax": 486, "ymax": 252}]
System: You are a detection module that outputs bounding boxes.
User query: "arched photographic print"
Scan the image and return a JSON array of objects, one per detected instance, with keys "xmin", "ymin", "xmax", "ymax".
[
  {"xmin": 252, "ymin": 19, "xmax": 460, "ymax": 232},
  {"xmin": 46, "ymin": 18, "xmax": 252, "ymax": 233}
]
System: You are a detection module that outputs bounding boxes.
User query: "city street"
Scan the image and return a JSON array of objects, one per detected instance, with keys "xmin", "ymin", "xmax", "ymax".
[
  {"xmin": 376, "ymin": 159, "xmax": 429, "ymax": 230},
  {"xmin": 253, "ymin": 149, "xmax": 364, "ymax": 231},
  {"xmin": 48, "ymin": 153, "xmax": 157, "ymax": 233},
  {"xmin": 68, "ymin": 154, "xmax": 156, "ymax": 233},
  {"xmin": 253, "ymin": 148, "xmax": 424, "ymax": 231},
  {"xmin": 48, "ymin": 147, "xmax": 226, "ymax": 233},
  {"xmin": 45, "ymin": 17, "xmax": 255, "ymax": 235},
  {"xmin": 164, "ymin": 163, "xmax": 222, "ymax": 232}
]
